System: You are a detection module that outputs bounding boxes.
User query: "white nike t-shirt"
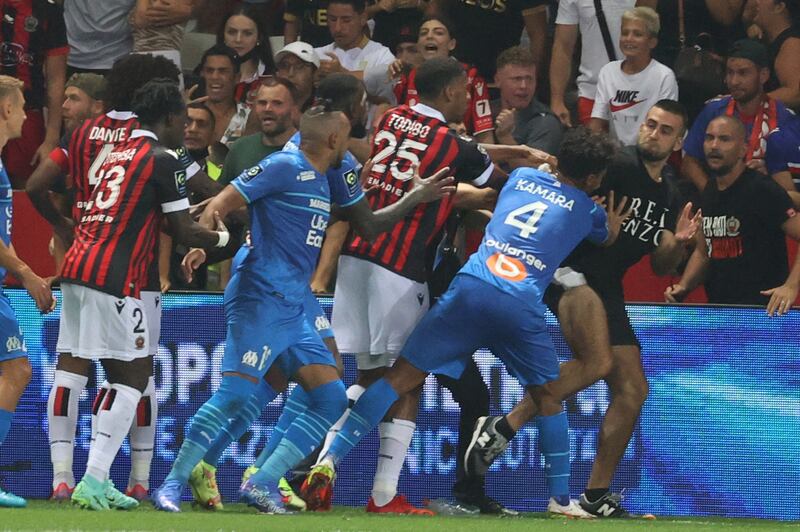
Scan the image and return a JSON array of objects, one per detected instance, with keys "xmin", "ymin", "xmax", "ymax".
[
  {"xmin": 556, "ymin": 0, "xmax": 635, "ymax": 100},
  {"xmin": 591, "ymin": 59, "xmax": 678, "ymax": 146}
]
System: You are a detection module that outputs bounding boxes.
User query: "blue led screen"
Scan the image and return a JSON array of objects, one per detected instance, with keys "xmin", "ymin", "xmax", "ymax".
[{"xmin": 1, "ymin": 290, "xmax": 798, "ymax": 520}]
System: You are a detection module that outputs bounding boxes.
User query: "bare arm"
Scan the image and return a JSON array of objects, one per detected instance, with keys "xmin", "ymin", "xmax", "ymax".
[
  {"xmin": 479, "ymin": 143, "xmax": 557, "ymax": 170},
  {"xmin": 309, "ymin": 220, "xmax": 349, "ymax": 293},
  {"xmin": 138, "ymin": 0, "xmax": 194, "ymax": 28},
  {"xmin": 34, "ymin": 54, "xmax": 67, "ymax": 168},
  {"xmin": 588, "ymin": 117, "xmax": 608, "ymax": 134},
  {"xmin": 549, "ymin": 23, "xmax": 579, "ymax": 127},
  {"xmin": 26, "ymin": 158, "xmax": 74, "ymax": 243},
  {"xmin": 0, "ymin": 242, "xmax": 54, "ymax": 312},
  {"xmin": 159, "ymin": 232, "xmax": 172, "ymax": 292},
  {"xmin": 760, "ymin": 214, "xmax": 800, "ymax": 316},
  {"xmin": 344, "ymin": 164, "xmax": 455, "ymax": 241},
  {"xmin": 523, "ymin": 6, "xmax": 548, "ymax": 73},
  {"xmin": 167, "ymin": 207, "xmax": 228, "ymax": 249},
  {"xmin": 665, "ymin": 230, "xmax": 709, "ymax": 301},
  {"xmin": 283, "ymin": 16, "xmax": 300, "ymax": 44},
  {"xmin": 453, "ymin": 183, "xmax": 497, "ymax": 210},
  {"xmin": 681, "ymin": 155, "xmax": 710, "ymax": 193},
  {"xmin": 768, "ymin": 39, "xmax": 800, "ymax": 109},
  {"xmin": 651, "ymin": 203, "xmax": 702, "ymax": 276}
]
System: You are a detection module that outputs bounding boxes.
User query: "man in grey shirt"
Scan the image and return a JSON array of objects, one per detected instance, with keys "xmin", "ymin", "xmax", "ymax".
[
  {"xmin": 491, "ymin": 46, "xmax": 563, "ymax": 156},
  {"xmin": 64, "ymin": 0, "xmax": 191, "ymax": 75}
]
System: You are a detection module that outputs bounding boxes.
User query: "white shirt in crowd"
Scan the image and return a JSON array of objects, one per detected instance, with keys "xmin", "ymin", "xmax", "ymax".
[
  {"xmin": 314, "ymin": 39, "xmax": 395, "ymax": 74},
  {"xmin": 591, "ymin": 59, "xmax": 679, "ymax": 146},
  {"xmin": 556, "ymin": 0, "xmax": 635, "ymax": 101}
]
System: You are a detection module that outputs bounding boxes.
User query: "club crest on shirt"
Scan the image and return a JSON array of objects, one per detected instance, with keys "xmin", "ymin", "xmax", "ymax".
[{"xmin": 24, "ymin": 16, "xmax": 38, "ymax": 32}]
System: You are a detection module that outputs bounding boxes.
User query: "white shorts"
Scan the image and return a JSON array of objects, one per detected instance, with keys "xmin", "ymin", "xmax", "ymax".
[
  {"xmin": 56, "ymin": 283, "xmax": 150, "ymax": 361},
  {"xmin": 332, "ymin": 256, "xmax": 429, "ymax": 370},
  {"xmin": 140, "ymin": 290, "xmax": 162, "ymax": 357}
]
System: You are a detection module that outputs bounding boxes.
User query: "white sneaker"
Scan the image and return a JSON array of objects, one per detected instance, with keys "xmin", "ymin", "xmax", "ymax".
[{"xmin": 547, "ymin": 497, "xmax": 596, "ymax": 519}]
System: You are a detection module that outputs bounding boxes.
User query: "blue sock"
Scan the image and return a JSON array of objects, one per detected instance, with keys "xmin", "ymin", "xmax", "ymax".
[
  {"xmin": 536, "ymin": 411, "xmax": 571, "ymax": 505},
  {"xmin": 166, "ymin": 375, "xmax": 256, "ymax": 485},
  {"xmin": 203, "ymin": 380, "xmax": 277, "ymax": 468},
  {"xmin": 250, "ymin": 380, "xmax": 347, "ymax": 486},
  {"xmin": 253, "ymin": 385, "xmax": 311, "ymax": 469},
  {"xmin": 326, "ymin": 378, "xmax": 398, "ymax": 465},
  {"xmin": 0, "ymin": 408, "xmax": 12, "ymax": 446}
]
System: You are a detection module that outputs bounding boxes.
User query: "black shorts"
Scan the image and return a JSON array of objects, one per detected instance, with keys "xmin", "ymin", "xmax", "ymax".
[{"xmin": 544, "ymin": 269, "xmax": 640, "ymax": 349}]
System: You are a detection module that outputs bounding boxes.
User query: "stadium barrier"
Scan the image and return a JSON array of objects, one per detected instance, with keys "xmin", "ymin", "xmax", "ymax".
[{"xmin": 1, "ymin": 290, "xmax": 797, "ymax": 520}]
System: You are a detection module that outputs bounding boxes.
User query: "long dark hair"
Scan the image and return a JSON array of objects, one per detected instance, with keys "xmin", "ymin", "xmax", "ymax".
[{"xmin": 216, "ymin": 4, "xmax": 276, "ymax": 74}]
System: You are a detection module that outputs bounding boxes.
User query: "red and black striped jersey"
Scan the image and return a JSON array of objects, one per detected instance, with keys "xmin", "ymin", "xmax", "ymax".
[
  {"xmin": 394, "ymin": 62, "xmax": 493, "ymax": 137},
  {"xmin": 344, "ymin": 103, "xmax": 493, "ymax": 282},
  {"xmin": 0, "ymin": 0, "xmax": 68, "ymax": 109},
  {"xmin": 61, "ymin": 130, "xmax": 190, "ymax": 298},
  {"xmin": 66, "ymin": 111, "xmax": 139, "ymax": 223}
]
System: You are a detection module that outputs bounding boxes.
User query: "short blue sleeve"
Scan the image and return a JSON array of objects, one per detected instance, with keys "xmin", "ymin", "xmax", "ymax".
[
  {"xmin": 231, "ymin": 152, "xmax": 298, "ymax": 204},
  {"xmin": 766, "ymin": 128, "xmax": 792, "ymax": 175},
  {"xmin": 585, "ymin": 202, "xmax": 609, "ymax": 245},
  {"xmin": 328, "ymin": 151, "xmax": 365, "ymax": 208},
  {"xmin": 683, "ymin": 100, "xmax": 721, "ymax": 160}
]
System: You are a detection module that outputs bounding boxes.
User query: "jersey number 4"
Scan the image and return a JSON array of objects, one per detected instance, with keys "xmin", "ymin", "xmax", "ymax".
[{"xmin": 504, "ymin": 201, "xmax": 548, "ymax": 238}]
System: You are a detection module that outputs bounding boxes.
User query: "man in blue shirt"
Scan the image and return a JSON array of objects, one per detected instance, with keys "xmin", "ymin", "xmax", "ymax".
[
  {"xmin": 766, "ymin": 116, "xmax": 800, "ymax": 209},
  {"xmin": 0, "ymin": 75, "xmax": 56, "ymax": 508},
  {"xmin": 681, "ymin": 39, "xmax": 795, "ymax": 192},
  {"xmin": 153, "ymin": 104, "xmax": 454, "ymax": 513},
  {"xmin": 303, "ymin": 127, "xmax": 629, "ymax": 512}
]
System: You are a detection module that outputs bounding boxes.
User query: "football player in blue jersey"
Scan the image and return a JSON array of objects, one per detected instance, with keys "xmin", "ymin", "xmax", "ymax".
[
  {"xmin": 0, "ymin": 75, "xmax": 56, "ymax": 508},
  {"xmin": 307, "ymin": 127, "xmax": 631, "ymax": 511},
  {"xmin": 153, "ymin": 103, "xmax": 455, "ymax": 513}
]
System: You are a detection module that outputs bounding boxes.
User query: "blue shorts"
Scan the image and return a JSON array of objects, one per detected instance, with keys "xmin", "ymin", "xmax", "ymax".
[
  {"xmin": 402, "ymin": 274, "xmax": 558, "ymax": 388},
  {"xmin": 0, "ymin": 294, "xmax": 25, "ymax": 363},
  {"xmin": 221, "ymin": 274, "xmax": 334, "ymax": 380}
]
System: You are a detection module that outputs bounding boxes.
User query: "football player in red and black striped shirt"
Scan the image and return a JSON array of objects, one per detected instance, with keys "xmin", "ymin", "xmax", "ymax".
[
  {"xmin": 64, "ymin": 80, "xmax": 229, "ymax": 510},
  {"xmin": 315, "ymin": 58, "xmax": 503, "ymax": 515},
  {"xmin": 25, "ymin": 54, "xmax": 190, "ymax": 502}
]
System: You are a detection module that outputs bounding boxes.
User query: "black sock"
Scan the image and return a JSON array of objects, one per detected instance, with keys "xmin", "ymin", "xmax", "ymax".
[
  {"xmin": 494, "ymin": 416, "xmax": 516, "ymax": 440},
  {"xmin": 585, "ymin": 488, "xmax": 609, "ymax": 503}
]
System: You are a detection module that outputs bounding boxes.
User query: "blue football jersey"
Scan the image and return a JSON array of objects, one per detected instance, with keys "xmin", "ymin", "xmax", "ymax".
[
  {"xmin": 460, "ymin": 167, "xmax": 608, "ymax": 305},
  {"xmin": 0, "ymin": 157, "xmax": 11, "ymax": 284},
  {"xmin": 231, "ymin": 151, "xmax": 331, "ymax": 305},
  {"xmin": 285, "ymin": 131, "xmax": 365, "ymax": 208}
]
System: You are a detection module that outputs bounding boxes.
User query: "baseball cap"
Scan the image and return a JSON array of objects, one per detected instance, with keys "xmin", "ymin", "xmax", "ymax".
[
  {"xmin": 728, "ymin": 39, "xmax": 769, "ymax": 68},
  {"xmin": 65, "ymin": 73, "xmax": 108, "ymax": 101},
  {"xmin": 276, "ymin": 41, "xmax": 320, "ymax": 69}
]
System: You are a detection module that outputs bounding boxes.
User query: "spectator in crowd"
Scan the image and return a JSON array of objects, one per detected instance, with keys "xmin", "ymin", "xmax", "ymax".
[
  {"xmin": 748, "ymin": 0, "xmax": 800, "ymax": 109},
  {"xmin": 589, "ymin": 7, "xmax": 678, "ymax": 146},
  {"xmin": 61, "ymin": 74, "xmax": 107, "ymax": 134},
  {"xmin": 681, "ymin": 39, "xmax": 794, "ymax": 192},
  {"xmin": 666, "ymin": 115, "xmax": 800, "ymax": 312},
  {"xmin": 491, "ymin": 46, "xmax": 563, "ymax": 154},
  {"xmin": 275, "ymin": 42, "xmax": 321, "ymax": 111},
  {"xmin": 638, "ymin": 0, "xmax": 746, "ymax": 69},
  {"xmin": 766, "ymin": 115, "xmax": 800, "ymax": 207},
  {"xmin": 183, "ymin": 102, "xmax": 220, "ymax": 179},
  {"xmin": 129, "ymin": 0, "xmax": 195, "ymax": 75},
  {"xmin": 196, "ymin": 44, "xmax": 250, "ymax": 147},
  {"xmin": 429, "ymin": 0, "xmax": 549, "ymax": 81},
  {"xmin": 392, "ymin": 31, "xmax": 423, "ymax": 70},
  {"xmin": 550, "ymin": 0, "xmax": 635, "ymax": 127},
  {"xmin": 283, "ymin": 0, "xmax": 333, "ymax": 47},
  {"xmin": 0, "ymin": 0, "xmax": 68, "ymax": 189},
  {"xmin": 388, "ymin": 16, "xmax": 493, "ymax": 142},
  {"xmin": 315, "ymin": 0, "xmax": 395, "ymax": 82},
  {"xmin": 218, "ymin": 78, "xmax": 300, "ymax": 187},
  {"xmin": 218, "ymin": 4, "xmax": 277, "ymax": 103},
  {"xmin": 367, "ymin": 0, "xmax": 425, "ymax": 53},
  {"xmin": 65, "ymin": 0, "xmax": 193, "ymax": 75}
]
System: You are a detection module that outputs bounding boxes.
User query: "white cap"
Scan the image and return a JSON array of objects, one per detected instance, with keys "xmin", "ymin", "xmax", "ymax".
[{"xmin": 275, "ymin": 41, "xmax": 320, "ymax": 69}]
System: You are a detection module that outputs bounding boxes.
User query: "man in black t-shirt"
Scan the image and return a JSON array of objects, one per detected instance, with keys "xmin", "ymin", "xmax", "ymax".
[
  {"xmin": 666, "ymin": 114, "xmax": 800, "ymax": 311},
  {"xmin": 463, "ymin": 100, "xmax": 701, "ymax": 518}
]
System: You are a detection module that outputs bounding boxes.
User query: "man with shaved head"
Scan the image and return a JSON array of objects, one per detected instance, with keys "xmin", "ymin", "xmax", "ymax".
[{"xmin": 666, "ymin": 114, "xmax": 800, "ymax": 314}]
